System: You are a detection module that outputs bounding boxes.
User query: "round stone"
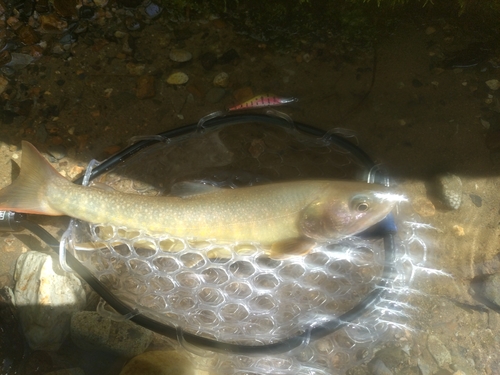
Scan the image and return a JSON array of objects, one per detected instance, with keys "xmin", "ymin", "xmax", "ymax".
[
  {"xmin": 169, "ymin": 49, "xmax": 192, "ymax": 63},
  {"xmin": 166, "ymin": 72, "xmax": 189, "ymax": 85}
]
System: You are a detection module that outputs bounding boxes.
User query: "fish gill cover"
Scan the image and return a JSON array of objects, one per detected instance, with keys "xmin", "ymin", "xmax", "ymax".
[{"xmin": 64, "ymin": 119, "xmax": 432, "ymax": 374}]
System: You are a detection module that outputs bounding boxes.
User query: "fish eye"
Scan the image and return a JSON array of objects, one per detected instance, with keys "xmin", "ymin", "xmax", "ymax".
[{"xmin": 351, "ymin": 196, "xmax": 371, "ymax": 212}]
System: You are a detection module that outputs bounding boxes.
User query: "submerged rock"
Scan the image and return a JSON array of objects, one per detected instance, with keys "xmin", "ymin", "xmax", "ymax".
[
  {"xmin": 434, "ymin": 173, "xmax": 462, "ymax": 210},
  {"xmin": 169, "ymin": 49, "xmax": 192, "ymax": 63},
  {"xmin": 427, "ymin": 335, "xmax": 451, "ymax": 367},
  {"xmin": 13, "ymin": 251, "xmax": 86, "ymax": 351},
  {"xmin": 71, "ymin": 311, "xmax": 153, "ymax": 357},
  {"xmin": 166, "ymin": 72, "xmax": 189, "ymax": 85},
  {"xmin": 478, "ymin": 273, "xmax": 500, "ymax": 307}
]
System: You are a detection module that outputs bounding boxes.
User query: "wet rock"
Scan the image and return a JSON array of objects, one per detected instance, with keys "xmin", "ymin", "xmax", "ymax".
[
  {"xmin": 205, "ymin": 87, "xmax": 225, "ymax": 103},
  {"xmin": 166, "ymin": 72, "xmax": 188, "ymax": 85},
  {"xmin": 369, "ymin": 359, "xmax": 393, "ymax": 375},
  {"xmin": 478, "ymin": 273, "xmax": 500, "ymax": 306},
  {"xmin": 144, "ymin": 1, "xmax": 163, "ymax": 19},
  {"xmin": 469, "ymin": 194, "xmax": 482, "ymax": 207},
  {"xmin": 427, "ymin": 335, "xmax": 451, "ymax": 367},
  {"xmin": 40, "ymin": 13, "xmax": 68, "ymax": 32},
  {"xmin": 372, "ymin": 347, "xmax": 408, "ymax": 369},
  {"xmin": 417, "ymin": 358, "xmax": 434, "ymax": 375},
  {"xmin": 213, "ymin": 72, "xmax": 229, "ymax": 88},
  {"xmin": 47, "ymin": 144, "xmax": 67, "ymax": 160},
  {"xmin": 13, "ymin": 251, "xmax": 86, "ymax": 351},
  {"xmin": 4, "ymin": 53, "xmax": 34, "ymax": 70},
  {"xmin": 411, "ymin": 196, "xmax": 435, "ymax": 217},
  {"xmin": 486, "ymin": 79, "xmax": 500, "ymax": 90},
  {"xmin": 126, "ymin": 62, "xmax": 145, "ymax": 76},
  {"xmin": 433, "ymin": 173, "xmax": 462, "ymax": 210},
  {"xmin": 199, "ymin": 51, "xmax": 217, "ymax": 70},
  {"xmin": 119, "ymin": 350, "xmax": 194, "ymax": 375},
  {"xmin": 136, "ymin": 75, "xmax": 156, "ymax": 99},
  {"xmin": 71, "ymin": 311, "xmax": 153, "ymax": 357},
  {"xmin": 16, "ymin": 25, "xmax": 40, "ymax": 45},
  {"xmin": 218, "ymin": 48, "xmax": 239, "ymax": 64},
  {"xmin": 0, "ymin": 50, "xmax": 11, "ymax": 66},
  {"xmin": 169, "ymin": 49, "xmax": 192, "ymax": 63},
  {"xmin": 125, "ymin": 16, "xmax": 142, "ymax": 31}
]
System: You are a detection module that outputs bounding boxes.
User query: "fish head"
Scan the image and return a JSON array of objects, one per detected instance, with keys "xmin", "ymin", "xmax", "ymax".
[{"xmin": 299, "ymin": 186, "xmax": 398, "ymax": 241}]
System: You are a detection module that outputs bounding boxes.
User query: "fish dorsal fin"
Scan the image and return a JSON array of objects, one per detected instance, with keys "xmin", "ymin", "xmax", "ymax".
[
  {"xmin": 170, "ymin": 181, "xmax": 221, "ymax": 198},
  {"xmin": 269, "ymin": 238, "xmax": 316, "ymax": 259}
]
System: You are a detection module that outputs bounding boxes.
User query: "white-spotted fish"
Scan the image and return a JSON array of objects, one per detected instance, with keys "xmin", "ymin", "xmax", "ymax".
[{"xmin": 0, "ymin": 141, "xmax": 398, "ymax": 258}]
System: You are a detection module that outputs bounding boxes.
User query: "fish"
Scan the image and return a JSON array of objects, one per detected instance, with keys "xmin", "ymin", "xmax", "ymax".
[
  {"xmin": 0, "ymin": 141, "xmax": 398, "ymax": 258},
  {"xmin": 228, "ymin": 94, "xmax": 297, "ymax": 111}
]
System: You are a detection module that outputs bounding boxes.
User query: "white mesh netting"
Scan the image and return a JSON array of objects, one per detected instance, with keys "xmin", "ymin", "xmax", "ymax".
[{"xmin": 64, "ymin": 117, "xmax": 418, "ymax": 374}]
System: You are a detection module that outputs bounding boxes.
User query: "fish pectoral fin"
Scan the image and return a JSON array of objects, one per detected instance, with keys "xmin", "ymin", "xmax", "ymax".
[
  {"xmin": 90, "ymin": 181, "xmax": 116, "ymax": 192},
  {"xmin": 170, "ymin": 181, "xmax": 221, "ymax": 198},
  {"xmin": 269, "ymin": 238, "xmax": 316, "ymax": 259}
]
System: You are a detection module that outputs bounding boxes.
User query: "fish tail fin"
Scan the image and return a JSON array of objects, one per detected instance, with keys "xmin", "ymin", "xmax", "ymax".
[{"xmin": 0, "ymin": 141, "xmax": 67, "ymax": 215}]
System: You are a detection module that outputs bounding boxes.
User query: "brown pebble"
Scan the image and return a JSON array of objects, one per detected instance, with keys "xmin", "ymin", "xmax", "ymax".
[
  {"xmin": 0, "ymin": 50, "xmax": 12, "ymax": 66},
  {"xmin": 39, "ymin": 13, "xmax": 68, "ymax": 32},
  {"xmin": 136, "ymin": 75, "xmax": 156, "ymax": 99},
  {"xmin": 16, "ymin": 25, "xmax": 40, "ymax": 45},
  {"xmin": 411, "ymin": 196, "xmax": 436, "ymax": 217}
]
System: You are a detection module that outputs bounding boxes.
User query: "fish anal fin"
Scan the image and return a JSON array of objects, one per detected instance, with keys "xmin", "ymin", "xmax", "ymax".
[
  {"xmin": 269, "ymin": 238, "xmax": 316, "ymax": 259},
  {"xmin": 0, "ymin": 141, "xmax": 67, "ymax": 215},
  {"xmin": 170, "ymin": 181, "xmax": 221, "ymax": 198}
]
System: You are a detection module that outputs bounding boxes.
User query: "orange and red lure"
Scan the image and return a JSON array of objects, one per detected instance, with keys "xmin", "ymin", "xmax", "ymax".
[{"xmin": 228, "ymin": 94, "xmax": 297, "ymax": 111}]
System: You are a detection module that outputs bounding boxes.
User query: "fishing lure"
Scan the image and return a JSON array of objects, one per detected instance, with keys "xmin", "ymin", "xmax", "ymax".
[{"xmin": 228, "ymin": 94, "xmax": 297, "ymax": 111}]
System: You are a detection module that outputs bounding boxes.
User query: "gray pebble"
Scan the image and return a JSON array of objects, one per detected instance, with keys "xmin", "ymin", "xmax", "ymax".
[
  {"xmin": 427, "ymin": 335, "xmax": 451, "ymax": 367},
  {"xmin": 434, "ymin": 173, "xmax": 462, "ymax": 209},
  {"xmin": 469, "ymin": 194, "xmax": 482, "ymax": 207},
  {"xmin": 479, "ymin": 273, "xmax": 500, "ymax": 306},
  {"xmin": 369, "ymin": 359, "xmax": 393, "ymax": 375},
  {"xmin": 47, "ymin": 144, "xmax": 67, "ymax": 160},
  {"xmin": 205, "ymin": 87, "xmax": 226, "ymax": 103}
]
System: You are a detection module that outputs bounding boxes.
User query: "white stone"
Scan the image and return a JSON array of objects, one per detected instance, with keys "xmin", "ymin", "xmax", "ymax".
[
  {"xmin": 14, "ymin": 251, "xmax": 86, "ymax": 351},
  {"xmin": 486, "ymin": 79, "xmax": 500, "ymax": 90}
]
